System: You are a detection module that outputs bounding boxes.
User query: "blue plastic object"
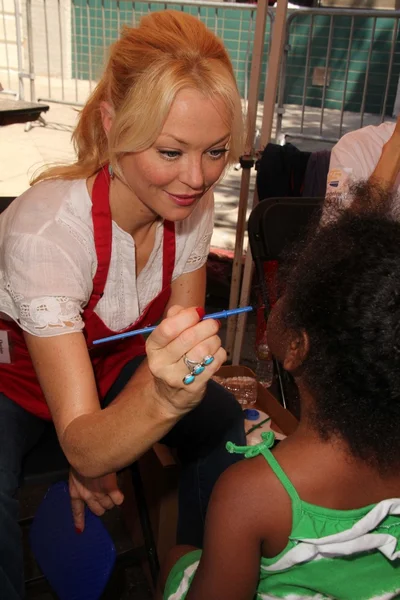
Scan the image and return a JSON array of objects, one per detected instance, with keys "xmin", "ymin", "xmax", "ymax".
[
  {"xmin": 29, "ymin": 481, "xmax": 116, "ymax": 600},
  {"xmin": 243, "ymin": 408, "xmax": 260, "ymax": 420}
]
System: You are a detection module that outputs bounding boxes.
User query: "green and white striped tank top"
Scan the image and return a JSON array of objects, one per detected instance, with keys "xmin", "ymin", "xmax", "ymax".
[{"xmin": 164, "ymin": 432, "xmax": 400, "ymax": 600}]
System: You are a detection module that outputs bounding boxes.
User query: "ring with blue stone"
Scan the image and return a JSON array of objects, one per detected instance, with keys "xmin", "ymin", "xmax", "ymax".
[
  {"xmin": 182, "ymin": 353, "xmax": 214, "ymax": 385},
  {"xmin": 183, "ymin": 355, "xmax": 204, "ymax": 373},
  {"xmin": 202, "ymin": 355, "xmax": 214, "ymax": 366}
]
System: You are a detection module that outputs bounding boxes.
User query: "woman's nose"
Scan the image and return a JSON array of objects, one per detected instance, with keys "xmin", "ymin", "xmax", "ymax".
[{"xmin": 180, "ymin": 157, "xmax": 205, "ymax": 190}]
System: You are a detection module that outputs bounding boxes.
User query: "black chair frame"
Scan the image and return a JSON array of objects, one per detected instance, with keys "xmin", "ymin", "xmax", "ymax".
[{"xmin": 248, "ymin": 196, "xmax": 324, "ymax": 409}]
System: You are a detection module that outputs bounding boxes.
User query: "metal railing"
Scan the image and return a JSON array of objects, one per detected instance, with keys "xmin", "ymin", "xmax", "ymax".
[
  {"xmin": 0, "ymin": 0, "xmax": 24, "ymax": 98},
  {"xmin": 2, "ymin": 3, "xmax": 400, "ymax": 143},
  {"xmin": 1, "ymin": 0, "xmax": 273, "ymax": 107},
  {"xmin": 275, "ymin": 7, "xmax": 400, "ymax": 145}
]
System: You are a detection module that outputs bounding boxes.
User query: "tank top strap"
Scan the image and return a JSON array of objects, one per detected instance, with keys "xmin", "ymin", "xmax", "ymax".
[
  {"xmin": 227, "ymin": 431, "xmax": 300, "ymax": 505},
  {"xmin": 260, "ymin": 445, "xmax": 300, "ymax": 505}
]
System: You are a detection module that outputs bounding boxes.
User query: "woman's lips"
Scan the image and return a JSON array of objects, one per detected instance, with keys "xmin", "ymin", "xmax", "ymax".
[{"xmin": 166, "ymin": 192, "xmax": 202, "ymax": 207}]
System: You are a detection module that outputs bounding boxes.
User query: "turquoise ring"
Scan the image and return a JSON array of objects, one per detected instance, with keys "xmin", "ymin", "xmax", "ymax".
[
  {"xmin": 182, "ymin": 353, "xmax": 214, "ymax": 385},
  {"xmin": 203, "ymin": 355, "xmax": 214, "ymax": 366}
]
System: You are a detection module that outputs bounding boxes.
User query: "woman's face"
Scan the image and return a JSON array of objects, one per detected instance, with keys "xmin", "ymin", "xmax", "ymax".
[{"xmin": 119, "ymin": 88, "xmax": 231, "ymax": 221}]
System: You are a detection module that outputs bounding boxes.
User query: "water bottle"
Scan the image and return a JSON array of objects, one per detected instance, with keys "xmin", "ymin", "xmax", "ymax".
[
  {"xmin": 255, "ymin": 305, "xmax": 274, "ymax": 389},
  {"xmin": 255, "ymin": 342, "xmax": 274, "ymax": 388}
]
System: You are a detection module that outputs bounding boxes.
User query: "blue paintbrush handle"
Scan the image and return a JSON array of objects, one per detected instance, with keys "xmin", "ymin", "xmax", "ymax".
[{"xmin": 93, "ymin": 306, "xmax": 253, "ymax": 345}]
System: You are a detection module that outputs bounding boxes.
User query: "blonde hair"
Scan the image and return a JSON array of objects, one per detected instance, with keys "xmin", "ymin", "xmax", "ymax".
[{"xmin": 33, "ymin": 10, "xmax": 244, "ymax": 184}]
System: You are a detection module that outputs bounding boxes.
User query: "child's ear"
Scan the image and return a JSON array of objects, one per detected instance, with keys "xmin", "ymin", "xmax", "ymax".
[
  {"xmin": 282, "ymin": 330, "xmax": 309, "ymax": 372},
  {"xmin": 100, "ymin": 101, "xmax": 115, "ymax": 137}
]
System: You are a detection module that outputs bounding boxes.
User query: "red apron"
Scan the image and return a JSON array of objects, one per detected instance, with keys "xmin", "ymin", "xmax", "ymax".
[{"xmin": 0, "ymin": 167, "xmax": 176, "ymax": 420}]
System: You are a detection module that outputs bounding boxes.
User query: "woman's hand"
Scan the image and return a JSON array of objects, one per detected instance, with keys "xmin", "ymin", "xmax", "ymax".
[
  {"xmin": 146, "ymin": 305, "xmax": 226, "ymax": 416},
  {"xmin": 69, "ymin": 468, "xmax": 124, "ymax": 531}
]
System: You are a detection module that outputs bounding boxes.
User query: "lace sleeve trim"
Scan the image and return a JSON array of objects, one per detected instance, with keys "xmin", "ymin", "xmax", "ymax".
[{"xmin": 6, "ymin": 283, "xmax": 84, "ymax": 333}]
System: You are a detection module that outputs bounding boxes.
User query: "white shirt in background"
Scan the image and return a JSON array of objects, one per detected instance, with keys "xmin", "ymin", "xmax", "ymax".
[{"xmin": 325, "ymin": 121, "xmax": 398, "ymax": 208}]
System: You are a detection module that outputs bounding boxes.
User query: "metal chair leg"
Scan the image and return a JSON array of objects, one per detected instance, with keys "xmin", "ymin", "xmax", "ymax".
[{"xmin": 130, "ymin": 461, "xmax": 160, "ymax": 586}]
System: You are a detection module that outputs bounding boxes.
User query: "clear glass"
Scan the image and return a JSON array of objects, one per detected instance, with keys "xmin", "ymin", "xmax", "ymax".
[
  {"xmin": 255, "ymin": 357, "xmax": 274, "ymax": 388},
  {"xmin": 213, "ymin": 375, "xmax": 257, "ymax": 406}
]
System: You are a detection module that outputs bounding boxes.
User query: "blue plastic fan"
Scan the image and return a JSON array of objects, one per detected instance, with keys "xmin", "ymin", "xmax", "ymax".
[{"xmin": 29, "ymin": 481, "xmax": 116, "ymax": 600}]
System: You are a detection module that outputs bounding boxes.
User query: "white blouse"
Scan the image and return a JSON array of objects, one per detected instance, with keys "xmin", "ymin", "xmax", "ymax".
[{"xmin": 0, "ymin": 178, "xmax": 213, "ymax": 336}]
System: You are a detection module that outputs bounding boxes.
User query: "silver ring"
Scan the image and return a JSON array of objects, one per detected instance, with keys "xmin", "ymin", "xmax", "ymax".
[
  {"xmin": 183, "ymin": 355, "xmax": 205, "ymax": 376},
  {"xmin": 182, "ymin": 354, "xmax": 215, "ymax": 385}
]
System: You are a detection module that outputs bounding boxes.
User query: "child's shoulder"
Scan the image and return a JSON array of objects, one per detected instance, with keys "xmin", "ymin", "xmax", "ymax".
[
  {"xmin": 210, "ymin": 446, "xmax": 293, "ymax": 556},
  {"xmin": 216, "ymin": 447, "xmax": 292, "ymax": 524}
]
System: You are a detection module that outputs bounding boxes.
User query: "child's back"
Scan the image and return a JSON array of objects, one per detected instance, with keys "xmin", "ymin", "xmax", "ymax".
[
  {"xmin": 225, "ymin": 431, "xmax": 400, "ymax": 599},
  {"xmin": 163, "ymin": 208, "xmax": 400, "ymax": 600}
]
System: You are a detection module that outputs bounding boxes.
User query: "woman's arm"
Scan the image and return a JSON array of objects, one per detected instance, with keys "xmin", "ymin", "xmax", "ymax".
[
  {"xmin": 24, "ymin": 331, "xmax": 178, "ymax": 477},
  {"xmin": 24, "ymin": 305, "xmax": 223, "ymax": 478}
]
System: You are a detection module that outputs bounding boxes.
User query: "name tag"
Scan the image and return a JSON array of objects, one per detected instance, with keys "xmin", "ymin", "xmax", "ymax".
[{"xmin": 0, "ymin": 330, "xmax": 11, "ymax": 364}]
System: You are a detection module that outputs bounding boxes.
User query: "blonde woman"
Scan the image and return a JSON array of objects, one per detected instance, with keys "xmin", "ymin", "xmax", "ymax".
[{"xmin": 0, "ymin": 11, "xmax": 245, "ymax": 598}]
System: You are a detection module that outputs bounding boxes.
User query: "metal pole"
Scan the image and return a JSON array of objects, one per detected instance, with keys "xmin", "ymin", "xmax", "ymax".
[
  {"xmin": 232, "ymin": 0, "xmax": 289, "ymax": 365},
  {"xmin": 224, "ymin": 2, "xmax": 269, "ymax": 361},
  {"xmin": 25, "ymin": 0, "xmax": 35, "ymax": 100},
  {"xmin": 319, "ymin": 14, "xmax": 333, "ymax": 136},
  {"xmin": 300, "ymin": 14, "xmax": 314, "ymax": 135},
  {"xmin": 259, "ymin": 0, "xmax": 289, "ymax": 148},
  {"xmin": 58, "ymin": 0, "xmax": 65, "ymax": 101},
  {"xmin": 14, "ymin": 0, "xmax": 24, "ymax": 99},
  {"xmin": 359, "ymin": 17, "xmax": 376, "ymax": 129},
  {"xmin": 338, "ymin": 15, "xmax": 354, "ymax": 138},
  {"xmin": 381, "ymin": 18, "xmax": 398, "ymax": 121}
]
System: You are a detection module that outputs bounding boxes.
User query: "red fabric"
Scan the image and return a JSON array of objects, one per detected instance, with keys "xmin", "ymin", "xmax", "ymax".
[{"xmin": 0, "ymin": 167, "xmax": 176, "ymax": 419}]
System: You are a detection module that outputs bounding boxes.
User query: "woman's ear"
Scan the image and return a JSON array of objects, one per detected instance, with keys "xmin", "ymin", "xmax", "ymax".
[
  {"xmin": 100, "ymin": 101, "xmax": 115, "ymax": 137},
  {"xmin": 282, "ymin": 330, "xmax": 309, "ymax": 372}
]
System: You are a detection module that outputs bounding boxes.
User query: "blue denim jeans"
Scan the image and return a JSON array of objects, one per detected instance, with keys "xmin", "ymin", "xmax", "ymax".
[{"xmin": 0, "ymin": 356, "xmax": 245, "ymax": 598}]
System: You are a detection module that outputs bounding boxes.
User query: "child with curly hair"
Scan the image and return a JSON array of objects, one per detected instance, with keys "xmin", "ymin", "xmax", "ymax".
[{"xmin": 160, "ymin": 192, "xmax": 400, "ymax": 599}]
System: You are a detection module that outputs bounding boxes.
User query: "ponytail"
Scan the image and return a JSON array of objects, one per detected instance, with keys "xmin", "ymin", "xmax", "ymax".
[{"xmin": 31, "ymin": 79, "xmax": 110, "ymax": 184}]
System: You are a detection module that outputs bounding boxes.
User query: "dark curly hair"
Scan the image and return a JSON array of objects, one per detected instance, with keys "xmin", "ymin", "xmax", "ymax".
[{"xmin": 282, "ymin": 184, "xmax": 400, "ymax": 471}]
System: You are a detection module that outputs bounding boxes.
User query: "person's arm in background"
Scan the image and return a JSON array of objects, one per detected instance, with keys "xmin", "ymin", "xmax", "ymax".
[
  {"xmin": 368, "ymin": 119, "xmax": 400, "ymax": 191},
  {"xmin": 348, "ymin": 120, "xmax": 400, "ymax": 214}
]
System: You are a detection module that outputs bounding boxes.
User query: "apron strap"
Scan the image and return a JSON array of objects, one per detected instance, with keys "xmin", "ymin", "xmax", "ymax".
[
  {"xmin": 86, "ymin": 166, "xmax": 113, "ymax": 312},
  {"xmin": 162, "ymin": 220, "xmax": 176, "ymax": 288},
  {"xmin": 86, "ymin": 167, "xmax": 176, "ymax": 313}
]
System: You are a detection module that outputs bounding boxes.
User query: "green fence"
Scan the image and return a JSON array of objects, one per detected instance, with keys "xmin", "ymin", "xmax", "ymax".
[
  {"xmin": 71, "ymin": 0, "xmax": 273, "ymax": 100},
  {"xmin": 71, "ymin": 1, "xmax": 400, "ymax": 131},
  {"xmin": 284, "ymin": 12, "xmax": 400, "ymax": 116}
]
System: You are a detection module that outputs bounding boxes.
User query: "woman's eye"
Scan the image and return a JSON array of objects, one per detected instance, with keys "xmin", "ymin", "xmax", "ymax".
[
  {"xmin": 208, "ymin": 148, "xmax": 228, "ymax": 160},
  {"xmin": 159, "ymin": 150, "xmax": 181, "ymax": 160}
]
